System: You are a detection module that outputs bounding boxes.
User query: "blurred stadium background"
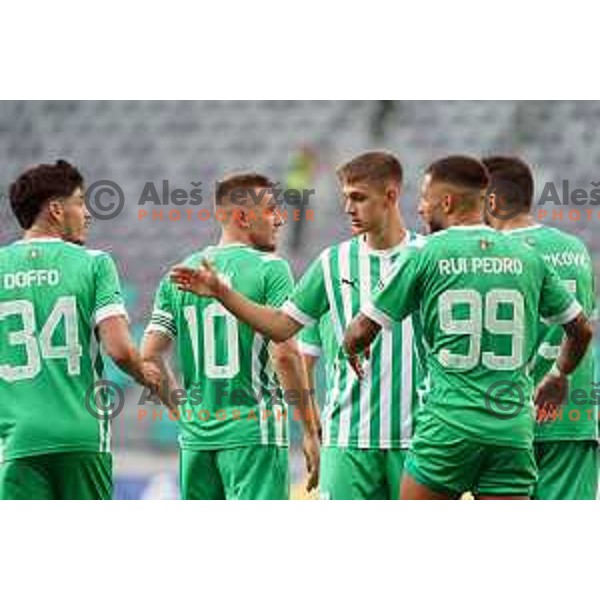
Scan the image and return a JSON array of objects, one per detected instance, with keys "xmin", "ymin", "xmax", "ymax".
[{"xmin": 0, "ymin": 100, "xmax": 598, "ymax": 498}]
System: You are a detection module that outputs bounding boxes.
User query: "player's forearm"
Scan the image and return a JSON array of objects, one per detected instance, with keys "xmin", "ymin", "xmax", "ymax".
[
  {"xmin": 556, "ymin": 313, "xmax": 593, "ymax": 374},
  {"xmin": 343, "ymin": 313, "xmax": 381, "ymax": 356},
  {"xmin": 143, "ymin": 354, "xmax": 179, "ymax": 408},
  {"xmin": 218, "ymin": 286, "xmax": 300, "ymax": 342},
  {"xmin": 272, "ymin": 350, "xmax": 320, "ymax": 437},
  {"xmin": 140, "ymin": 333, "xmax": 179, "ymax": 407},
  {"xmin": 302, "ymin": 356, "xmax": 322, "ymax": 439},
  {"xmin": 112, "ymin": 347, "xmax": 148, "ymax": 387}
]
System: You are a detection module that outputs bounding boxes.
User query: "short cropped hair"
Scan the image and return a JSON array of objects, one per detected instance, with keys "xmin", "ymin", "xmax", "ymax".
[
  {"xmin": 9, "ymin": 160, "xmax": 84, "ymax": 230},
  {"xmin": 336, "ymin": 151, "xmax": 403, "ymax": 187},
  {"xmin": 426, "ymin": 155, "xmax": 489, "ymax": 190},
  {"xmin": 481, "ymin": 155, "xmax": 534, "ymax": 213},
  {"xmin": 215, "ymin": 172, "xmax": 274, "ymax": 204}
]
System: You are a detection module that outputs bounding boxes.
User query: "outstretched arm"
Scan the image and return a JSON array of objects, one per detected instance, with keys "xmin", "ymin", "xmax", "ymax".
[{"xmin": 170, "ymin": 261, "xmax": 302, "ymax": 342}]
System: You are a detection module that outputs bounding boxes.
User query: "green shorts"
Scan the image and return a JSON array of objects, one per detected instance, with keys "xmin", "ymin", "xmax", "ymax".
[
  {"xmin": 0, "ymin": 452, "xmax": 112, "ymax": 500},
  {"xmin": 319, "ymin": 447, "xmax": 407, "ymax": 500},
  {"xmin": 180, "ymin": 446, "xmax": 289, "ymax": 500},
  {"xmin": 405, "ymin": 411, "xmax": 537, "ymax": 498},
  {"xmin": 533, "ymin": 440, "xmax": 598, "ymax": 500}
]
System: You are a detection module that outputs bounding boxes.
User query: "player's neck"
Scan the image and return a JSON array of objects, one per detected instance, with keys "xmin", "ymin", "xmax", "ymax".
[
  {"xmin": 219, "ymin": 230, "xmax": 251, "ymax": 247},
  {"xmin": 364, "ymin": 213, "xmax": 406, "ymax": 250},
  {"xmin": 493, "ymin": 214, "xmax": 536, "ymax": 231},
  {"xmin": 446, "ymin": 213, "xmax": 485, "ymax": 228},
  {"xmin": 22, "ymin": 224, "xmax": 63, "ymax": 241}
]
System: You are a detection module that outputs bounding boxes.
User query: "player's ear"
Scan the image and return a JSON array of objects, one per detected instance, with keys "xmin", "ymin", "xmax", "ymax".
[
  {"xmin": 442, "ymin": 194, "xmax": 453, "ymax": 214},
  {"xmin": 488, "ymin": 192, "xmax": 497, "ymax": 215},
  {"xmin": 386, "ymin": 185, "xmax": 399, "ymax": 205},
  {"xmin": 47, "ymin": 198, "xmax": 64, "ymax": 223}
]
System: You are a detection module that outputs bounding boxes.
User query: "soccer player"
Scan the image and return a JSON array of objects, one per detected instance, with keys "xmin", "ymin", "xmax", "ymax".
[
  {"xmin": 483, "ymin": 155, "xmax": 598, "ymax": 500},
  {"xmin": 0, "ymin": 160, "xmax": 159, "ymax": 500},
  {"xmin": 343, "ymin": 156, "xmax": 593, "ymax": 500},
  {"xmin": 171, "ymin": 152, "xmax": 426, "ymax": 500},
  {"xmin": 141, "ymin": 173, "xmax": 320, "ymax": 500}
]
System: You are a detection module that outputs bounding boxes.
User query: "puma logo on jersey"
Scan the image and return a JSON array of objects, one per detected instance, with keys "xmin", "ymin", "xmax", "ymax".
[{"xmin": 341, "ymin": 278, "xmax": 356, "ymax": 288}]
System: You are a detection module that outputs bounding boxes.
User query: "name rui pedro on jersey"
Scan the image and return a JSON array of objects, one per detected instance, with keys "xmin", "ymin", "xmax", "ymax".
[
  {"xmin": 2, "ymin": 269, "xmax": 61, "ymax": 289},
  {"xmin": 438, "ymin": 257, "xmax": 524, "ymax": 276}
]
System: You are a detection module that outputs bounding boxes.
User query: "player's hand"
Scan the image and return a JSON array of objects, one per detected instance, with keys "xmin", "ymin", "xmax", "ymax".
[
  {"xmin": 534, "ymin": 372, "xmax": 567, "ymax": 422},
  {"xmin": 345, "ymin": 346, "xmax": 370, "ymax": 380},
  {"xmin": 536, "ymin": 402, "xmax": 558, "ymax": 423},
  {"xmin": 142, "ymin": 360, "xmax": 162, "ymax": 394},
  {"xmin": 170, "ymin": 259, "xmax": 226, "ymax": 298},
  {"xmin": 302, "ymin": 431, "xmax": 320, "ymax": 493}
]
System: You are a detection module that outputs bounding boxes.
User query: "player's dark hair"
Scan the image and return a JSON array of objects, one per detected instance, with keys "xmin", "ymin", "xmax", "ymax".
[
  {"xmin": 215, "ymin": 172, "xmax": 274, "ymax": 204},
  {"xmin": 481, "ymin": 155, "xmax": 534, "ymax": 213},
  {"xmin": 9, "ymin": 160, "xmax": 84, "ymax": 230},
  {"xmin": 426, "ymin": 155, "xmax": 490, "ymax": 191},
  {"xmin": 337, "ymin": 151, "xmax": 403, "ymax": 187}
]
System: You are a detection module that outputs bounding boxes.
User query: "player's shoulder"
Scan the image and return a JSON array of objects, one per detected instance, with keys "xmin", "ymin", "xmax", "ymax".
[
  {"xmin": 538, "ymin": 224, "xmax": 589, "ymax": 253},
  {"xmin": 304, "ymin": 238, "xmax": 354, "ymax": 267},
  {"xmin": 82, "ymin": 246, "xmax": 116, "ymax": 262},
  {"xmin": 406, "ymin": 230, "xmax": 427, "ymax": 250}
]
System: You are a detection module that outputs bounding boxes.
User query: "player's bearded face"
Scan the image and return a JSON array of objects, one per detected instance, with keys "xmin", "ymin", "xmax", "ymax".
[
  {"xmin": 247, "ymin": 190, "xmax": 283, "ymax": 252},
  {"xmin": 418, "ymin": 176, "xmax": 445, "ymax": 234},
  {"xmin": 341, "ymin": 182, "xmax": 390, "ymax": 236},
  {"xmin": 55, "ymin": 187, "xmax": 91, "ymax": 245}
]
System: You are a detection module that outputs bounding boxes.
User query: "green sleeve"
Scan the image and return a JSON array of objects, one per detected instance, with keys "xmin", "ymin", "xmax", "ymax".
[
  {"xmin": 539, "ymin": 261, "xmax": 582, "ymax": 325},
  {"xmin": 282, "ymin": 252, "xmax": 329, "ymax": 326},
  {"xmin": 93, "ymin": 251, "xmax": 128, "ymax": 325},
  {"xmin": 298, "ymin": 322, "xmax": 322, "ymax": 357},
  {"xmin": 263, "ymin": 258, "xmax": 295, "ymax": 308},
  {"xmin": 146, "ymin": 277, "xmax": 178, "ymax": 339},
  {"xmin": 362, "ymin": 248, "xmax": 421, "ymax": 327}
]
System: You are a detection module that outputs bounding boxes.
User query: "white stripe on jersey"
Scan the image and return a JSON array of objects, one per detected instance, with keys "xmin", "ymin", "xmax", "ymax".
[
  {"xmin": 281, "ymin": 300, "xmax": 316, "ymax": 327},
  {"xmin": 251, "ymin": 333, "xmax": 269, "ymax": 445},
  {"xmin": 543, "ymin": 299, "xmax": 582, "ymax": 325},
  {"xmin": 336, "ymin": 241, "xmax": 354, "ymax": 447},
  {"xmin": 95, "ymin": 303, "xmax": 128, "ymax": 326},
  {"xmin": 400, "ymin": 318, "xmax": 414, "ymax": 445},
  {"xmin": 297, "ymin": 341, "xmax": 321, "ymax": 357},
  {"xmin": 273, "ymin": 404, "xmax": 285, "ymax": 446},
  {"xmin": 322, "ymin": 363, "xmax": 340, "ymax": 446},
  {"xmin": 357, "ymin": 241, "xmax": 372, "ymax": 448},
  {"xmin": 378, "ymin": 255, "xmax": 394, "ymax": 448},
  {"xmin": 321, "ymin": 248, "xmax": 343, "ymax": 343},
  {"xmin": 144, "ymin": 323, "xmax": 175, "ymax": 339}
]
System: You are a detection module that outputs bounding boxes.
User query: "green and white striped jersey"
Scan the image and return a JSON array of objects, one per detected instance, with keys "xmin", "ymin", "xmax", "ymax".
[
  {"xmin": 505, "ymin": 225, "xmax": 597, "ymax": 441},
  {"xmin": 146, "ymin": 243, "xmax": 294, "ymax": 449},
  {"xmin": 285, "ymin": 233, "xmax": 426, "ymax": 449},
  {"xmin": 0, "ymin": 238, "xmax": 126, "ymax": 460}
]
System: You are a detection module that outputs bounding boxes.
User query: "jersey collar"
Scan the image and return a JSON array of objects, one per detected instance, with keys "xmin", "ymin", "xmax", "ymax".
[
  {"xmin": 447, "ymin": 224, "xmax": 494, "ymax": 231},
  {"xmin": 359, "ymin": 230, "xmax": 412, "ymax": 257},
  {"xmin": 502, "ymin": 224, "xmax": 543, "ymax": 234},
  {"xmin": 13, "ymin": 237, "xmax": 64, "ymax": 244}
]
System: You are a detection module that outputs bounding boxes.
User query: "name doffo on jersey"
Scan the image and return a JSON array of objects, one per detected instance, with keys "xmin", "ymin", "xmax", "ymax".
[
  {"xmin": 438, "ymin": 257, "xmax": 523, "ymax": 276},
  {"xmin": 2, "ymin": 269, "xmax": 60, "ymax": 289}
]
